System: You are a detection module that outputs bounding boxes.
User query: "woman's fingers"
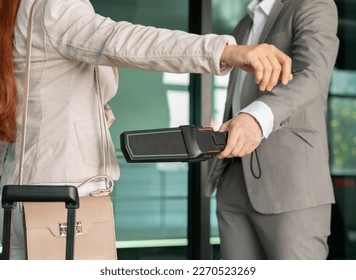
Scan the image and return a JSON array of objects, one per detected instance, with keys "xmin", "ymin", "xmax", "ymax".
[{"xmin": 221, "ymin": 44, "xmax": 293, "ymax": 91}]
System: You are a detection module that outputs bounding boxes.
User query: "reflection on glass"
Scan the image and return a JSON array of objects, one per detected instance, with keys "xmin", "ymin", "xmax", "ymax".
[
  {"xmin": 330, "ymin": 69, "xmax": 356, "ymax": 95},
  {"xmin": 329, "ymin": 69, "xmax": 356, "ymax": 176},
  {"xmin": 212, "ymin": 0, "xmax": 250, "ymax": 34}
]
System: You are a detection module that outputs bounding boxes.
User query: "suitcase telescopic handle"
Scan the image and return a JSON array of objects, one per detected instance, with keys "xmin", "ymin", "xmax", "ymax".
[
  {"xmin": 1, "ymin": 185, "xmax": 79, "ymax": 210},
  {"xmin": 1, "ymin": 185, "xmax": 79, "ymax": 260}
]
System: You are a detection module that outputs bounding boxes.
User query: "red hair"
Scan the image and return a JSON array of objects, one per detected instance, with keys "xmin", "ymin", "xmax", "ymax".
[{"xmin": 0, "ymin": 0, "xmax": 21, "ymax": 142}]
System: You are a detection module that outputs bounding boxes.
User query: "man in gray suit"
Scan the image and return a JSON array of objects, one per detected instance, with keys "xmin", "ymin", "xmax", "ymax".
[{"xmin": 207, "ymin": 0, "xmax": 339, "ymax": 259}]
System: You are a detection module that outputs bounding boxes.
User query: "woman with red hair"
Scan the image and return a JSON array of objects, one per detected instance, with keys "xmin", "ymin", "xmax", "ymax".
[{"xmin": 0, "ymin": 0, "xmax": 20, "ymax": 142}]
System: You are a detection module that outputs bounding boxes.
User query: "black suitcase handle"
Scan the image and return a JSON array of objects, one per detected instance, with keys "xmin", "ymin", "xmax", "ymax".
[
  {"xmin": 1, "ymin": 185, "xmax": 79, "ymax": 260},
  {"xmin": 1, "ymin": 185, "xmax": 79, "ymax": 209}
]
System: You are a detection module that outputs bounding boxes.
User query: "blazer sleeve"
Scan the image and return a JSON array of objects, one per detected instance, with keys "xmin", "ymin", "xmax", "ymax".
[
  {"xmin": 0, "ymin": 142, "xmax": 8, "ymax": 177},
  {"xmin": 42, "ymin": 0, "xmax": 235, "ymax": 75},
  {"xmin": 257, "ymin": 0, "xmax": 339, "ymax": 131}
]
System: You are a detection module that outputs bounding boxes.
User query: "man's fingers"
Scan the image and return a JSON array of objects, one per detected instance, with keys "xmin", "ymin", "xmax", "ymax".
[
  {"xmin": 219, "ymin": 132, "xmax": 261, "ymax": 158},
  {"xmin": 217, "ymin": 113, "xmax": 263, "ymax": 158},
  {"xmin": 229, "ymin": 137, "xmax": 246, "ymax": 157},
  {"xmin": 222, "ymin": 137, "xmax": 259, "ymax": 158},
  {"xmin": 218, "ymin": 133, "xmax": 239, "ymax": 158}
]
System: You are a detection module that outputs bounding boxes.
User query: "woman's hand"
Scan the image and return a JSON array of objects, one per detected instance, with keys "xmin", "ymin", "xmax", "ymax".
[{"xmin": 221, "ymin": 44, "xmax": 293, "ymax": 91}]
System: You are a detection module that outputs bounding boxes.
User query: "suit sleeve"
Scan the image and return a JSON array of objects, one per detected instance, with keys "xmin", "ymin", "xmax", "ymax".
[
  {"xmin": 42, "ymin": 0, "xmax": 235, "ymax": 75},
  {"xmin": 257, "ymin": 0, "xmax": 339, "ymax": 131}
]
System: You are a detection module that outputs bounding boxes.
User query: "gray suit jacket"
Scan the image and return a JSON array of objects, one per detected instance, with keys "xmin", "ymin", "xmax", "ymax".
[{"xmin": 207, "ymin": 0, "xmax": 339, "ymax": 214}]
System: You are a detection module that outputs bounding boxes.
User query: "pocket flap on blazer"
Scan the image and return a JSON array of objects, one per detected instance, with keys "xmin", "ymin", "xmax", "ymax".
[{"xmin": 289, "ymin": 128, "xmax": 317, "ymax": 148}]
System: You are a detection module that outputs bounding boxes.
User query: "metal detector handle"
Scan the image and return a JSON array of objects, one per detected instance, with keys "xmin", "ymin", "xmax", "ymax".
[{"xmin": 120, "ymin": 125, "xmax": 227, "ymax": 163}]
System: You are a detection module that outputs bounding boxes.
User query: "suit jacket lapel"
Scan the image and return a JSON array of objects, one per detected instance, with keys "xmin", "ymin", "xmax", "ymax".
[
  {"xmin": 234, "ymin": 16, "xmax": 253, "ymax": 45},
  {"xmin": 224, "ymin": 17, "xmax": 253, "ymax": 122},
  {"xmin": 259, "ymin": 0, "xmax": 285, "ymax": 43}
]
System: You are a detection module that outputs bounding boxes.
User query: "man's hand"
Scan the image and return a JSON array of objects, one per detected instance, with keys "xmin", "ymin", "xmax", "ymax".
[
  {"xmin": 218, "ymin": 113, "xmax": 262, "ymax": 158},
  {"xmin": 221, "ymin": 44, "xmax": 293, "ymax": 91}
]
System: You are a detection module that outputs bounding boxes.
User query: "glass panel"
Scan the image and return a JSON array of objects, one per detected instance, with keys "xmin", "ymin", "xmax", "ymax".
[
  {"xmin": 328, "ymin": 70, "xmax": 356, "ymax": 176},
  {"xmin": 91, "ymin": 0, "xmax": 190, "ymax": 254},
  {"xmin": 212, "ymin": 0, "xmax": 251, "ymax": 34}
]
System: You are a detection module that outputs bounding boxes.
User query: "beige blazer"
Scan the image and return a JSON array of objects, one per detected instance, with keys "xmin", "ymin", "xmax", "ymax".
[
  {"xmin": 207, "ymin": 0, "xmax": 339, "ymax": 214},
  {"xmin": 0, "ymin": 0, "xmax": 235, "ymax": 187}
]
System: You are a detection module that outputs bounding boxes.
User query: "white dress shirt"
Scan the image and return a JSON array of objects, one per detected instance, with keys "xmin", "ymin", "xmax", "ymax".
[{"xmin": 232, "ymin": 0, "xmax": 276, "ymax": 138}]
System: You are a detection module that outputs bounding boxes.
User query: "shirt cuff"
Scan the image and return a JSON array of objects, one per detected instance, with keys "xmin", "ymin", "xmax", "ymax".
[{"xmin": 239, "ymin": 101, "xmax": 274, "ymax": 139}]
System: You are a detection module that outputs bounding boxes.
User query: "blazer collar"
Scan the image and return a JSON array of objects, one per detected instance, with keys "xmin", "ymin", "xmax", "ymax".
[
  {"xmin": 259, "ymin": 0, "xmax": 285, "ymax": 43},
  {"xmin": 228, "ymin": 16, "xmax": 253, "ymax": 84},
  {"xmin": 227, "ymin": 16, "xmax": 252, "ymax": 86},
  {"xmin": 233, "ymin": 16, "xmax": 253, "ymax": 45}
]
